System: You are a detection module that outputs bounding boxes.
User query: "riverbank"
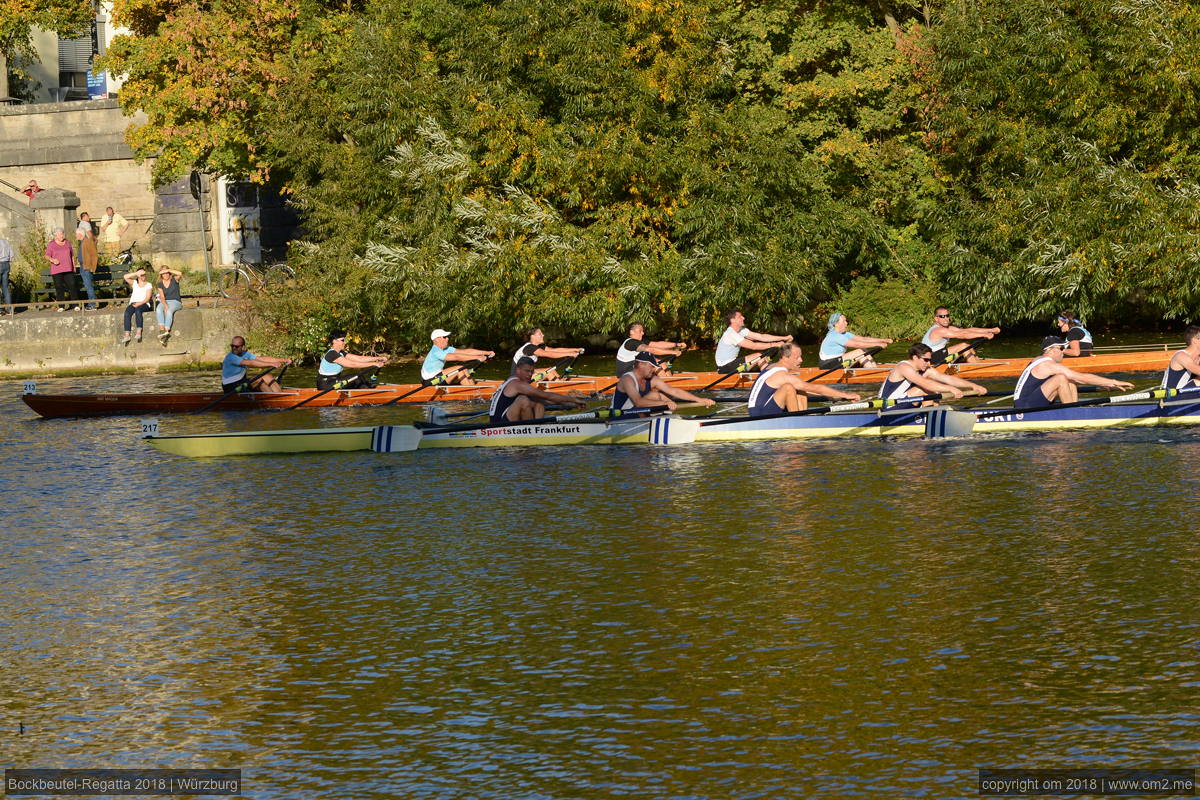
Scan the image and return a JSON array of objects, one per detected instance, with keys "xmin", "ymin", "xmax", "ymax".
[{"xmin": 0, "ymin": 300, "xmax": 244, "ymax": 377}]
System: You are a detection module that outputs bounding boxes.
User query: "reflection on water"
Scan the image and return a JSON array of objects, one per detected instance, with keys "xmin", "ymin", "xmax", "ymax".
[{"xmin": 2, "ymin": 374, "xmax": 1199, "ymax": 798}]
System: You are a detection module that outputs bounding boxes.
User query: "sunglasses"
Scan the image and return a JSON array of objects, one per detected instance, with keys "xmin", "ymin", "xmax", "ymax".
[{"xmin": 936, "ymin": 314, "xmax": 950, "ymax": 318}]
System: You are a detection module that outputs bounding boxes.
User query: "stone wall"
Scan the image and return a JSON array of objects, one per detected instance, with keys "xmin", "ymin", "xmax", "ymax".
[
  {"xmin": 0, "ymin": 304, "xmax": 241, "ymax": 375},
  {"xmin": 0, "ymin": 100, "xmax": 211, "ymax": 272}
]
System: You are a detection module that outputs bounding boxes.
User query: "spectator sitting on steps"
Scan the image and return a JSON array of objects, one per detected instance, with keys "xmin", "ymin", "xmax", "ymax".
[
  {"xmin": 121, "ymin": 269, "xmax": 154, "ymax": 344},
  {"xmin": 155, "ymin": 266, "xmax": 183, "ymax": 344}
]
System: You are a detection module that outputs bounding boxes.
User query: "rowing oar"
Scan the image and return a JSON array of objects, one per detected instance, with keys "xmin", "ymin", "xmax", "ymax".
[
  {"xmin": 428, "ymin": 402, "xmax": 581, "ymax": 425},
  {"xmin": 191, "ymin": 365, "xmax": 278, "ymax": 414},
  {"xmin": 698, "ymin": 390, "xmax": 961, "ymax": 426},
  {"xmin": 685, "ymin": 344, "xmax": 791, "ymax": 396},
  {"xmin": 533, "ymin": 355, "xmax": 578, "ymax": 383},
  {"xmin": 379, "ymin": 359, "xmax": 485, "ymax": 407},
  {"xmin": 275, "ymin": 367, "xmax": 379, "ymax": 412}
]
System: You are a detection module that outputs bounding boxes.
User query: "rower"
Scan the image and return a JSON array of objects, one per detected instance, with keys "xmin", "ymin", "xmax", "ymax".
[
  {"xmin": 613, "ymin": 352, "xmax": 716, "ymax": 412},
  {"xmin": 819, "ymin": 312, "xmax": 893, "ymax": 369},
  {"xmin": 922, "ymin": 307, "xmax": 1000, "ymax": 365},
  {"xmin": 1013, "ymin": 337, "xmax": 1132, "ymax": 409},
  {"xmin": 489, "ymin": 357, "xmax": 587, "ymax": 423},
  {"xmin": 422, "ymin": 328, "xmax": 494, "ymax": 386},
  {"xmin": 1161, "ymin": 325, "xmax": 1200, "ymax": 391},
  {"xmin": 317, "ymin": 330, "xmax": 388, "ymax": 390},
  {"xmin": 221, "ymin": 336, "xmax": 291, "ymax": 394},
  {"xmin": 715, "ymin": 309, "xmax": 792, "ymax": 374},
  {"xmin": 878, "ymin": 343, "xmax": 986, "ymax": 406},
  {"xmin": 747, "ymin": 343, "xmax": 860, "ymax": 416},
  {"xmin": 615, "ymin": 322, "xmax": 686, "ymax": 377},
  {"xmin": 512, "ymin": 327, "xmax": 585, "ymax": 380},
  {"xmin": 1055, "ymin": 312, "xmax": 1093, "ymax": 357}
]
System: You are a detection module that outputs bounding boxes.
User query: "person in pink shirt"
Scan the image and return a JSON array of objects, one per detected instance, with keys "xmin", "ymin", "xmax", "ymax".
[{"xmin": 44, "ymin": 227, "xmax": 79, "ymax": 311}]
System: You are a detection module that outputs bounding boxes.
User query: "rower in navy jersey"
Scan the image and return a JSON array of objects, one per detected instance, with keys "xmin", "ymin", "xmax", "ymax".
[
  {"xmin": 1161, "ymin": 325, "xmax": 1200, "ymax": 391},
  {"xmin": 615, "ymin": 322, "xmax": 686, "ymax": 377},
  {"xmin": 611, "ymin": 352, "xmax": 715, "ymax": 412},
  {"xmin": 489, "ymin": 357, "xmax": 587, "ymax": 423},
  {"xmin": 921, "ymin": 306, "xmax": 1000, "ymax": 366},
  {"xmin": 1013, "ymin": 337, "xmax": 1131, "ymax": 410},
  {"xmin": 511, "ymin": 327, "xmax": 585, "ymax": 380},
  {"xmin": 1055, "ymin": 311, "xmax": 1094, "ymax": 357},
  {"xmin": 747, "ymin": 343, "xmax": 859, "ymax": 416},
  {"xmin": 877, "ymin": 342, "xmax": 986, "ymax": 406}
]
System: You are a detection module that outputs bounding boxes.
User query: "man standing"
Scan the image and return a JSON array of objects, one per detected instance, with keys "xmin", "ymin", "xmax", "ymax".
[
  {"xmin": 1013, "ymin": 337, "xmax": 1132, "ymax": 409},
  {"xmin": 715, "ymin": 310, "xmax": 792, "ymax": 374},
  {"xmin": 878, "ymin": 343, "xmax": 986, "ymax": 405},
  {"xmin": 1161, "ymin": 325, "xmax": 1200, "ymax": 392},
  {"xmin": 317, "ymin": 330, "xmax": 388, "ymax": 390},
  {"xmin": 921, "ymin": 307, "xmax": 1000, "ymax": 365},
  {"xmin": 422, "ymin": 328, "xmax": 495, "ymax": 386},
  {"xmin": 221, "ymin": 336, "xmax": 291, "ymax": 393},
  {"xmin": 511, "ymin": 327, "xmax": 584, "ymax": 380},
  {"xmin": 615, "ymin": 322, "xmax": 686, "ymax": 377},
  {"xmin": 612, "ymin": 352, "xmax": 715, "ymax": 412},
  {"xmin": 98, "ymin": 206, "xmax": 129, "ymax": 259},
  {"xmin": 76, "ymin": 212, "xmax": 99, "ymax": 310},
  {"xmin": 748, "ymin": 343, "xmax": 861, "ymax": 416},
  {"xmin": 0, "ymin": 233, "xmax": 13, "ymax": 314},
  {"xmin": 490, "ymin": 357, "xmax": 587, "ymax": 423}
]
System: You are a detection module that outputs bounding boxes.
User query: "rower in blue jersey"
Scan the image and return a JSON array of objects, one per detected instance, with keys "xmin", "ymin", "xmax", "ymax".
[
  {"xmin": 1161, "ymin": 325, "xmax": 1200, "ymax": 392},
  {"xmin": 921, "ymin": 306, "xmax": 1001, "ymax": 366},
  {"xmin": 1013, "ymin": 337, "xmax": 1131, "ymax": 410},
  {"xmin": 877, "ymin": 342, "xmax": 985, "ymax": 406},
  {"xmin": 818, "ymin": 312, "xmax": 893, "ymax": 370},
  {"xmin": 489, "ymin": 357, "xmax": 587, "ymax": 424},
  {"xmin": 612, "ymin": 352, "xmax": 715, "ymax": 412},
  {"xmin": 422, "ymin": 328, "xmax": 494, "ymax": 386},
  {"xmin": 1055, "ymin": 311, "xmax": 1094, "ymax": 357},
  {"xmin": 747, "ymin": 343, "xmax": 859, "ymax": 416},
  {"xmin": 316, "ymin": 330, "xmax": 388, "ymax": 391}
]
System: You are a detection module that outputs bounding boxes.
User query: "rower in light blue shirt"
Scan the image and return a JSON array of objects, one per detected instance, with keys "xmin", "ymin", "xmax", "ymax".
[
  {"xmin": 818, "ymin": 312, "xmax": 893, "ymax": 370},
  {"xmin": 421, "ymin": 329, "xmax": 494, "ymax": 385}
]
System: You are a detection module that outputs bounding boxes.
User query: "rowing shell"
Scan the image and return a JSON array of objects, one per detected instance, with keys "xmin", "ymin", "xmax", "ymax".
[
  {"xmin": 22, "ymin": 349, "xmax": 1173, "ymax": 419},
  {"xmin": 145, "ymin": 416, "xmax": 701, "ymax": 457}
]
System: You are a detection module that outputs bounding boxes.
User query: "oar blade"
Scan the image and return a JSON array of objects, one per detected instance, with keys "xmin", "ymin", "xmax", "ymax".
[
  {"xmin": 924, "ymin": 408, "xmax": 976, "ymax": 439},
  {"xmin": 371, "ymin": 425, "xmax": 424, "ymax": 453},
  {"xmin": 649, "ymin": 416, "xmax": 700, "ymax": 445}
]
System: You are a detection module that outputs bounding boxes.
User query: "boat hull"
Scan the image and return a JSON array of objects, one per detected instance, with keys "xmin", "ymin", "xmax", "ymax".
[{"xmin": 24, "ymin": 348, "xmax": 1174, "ymax": 419}]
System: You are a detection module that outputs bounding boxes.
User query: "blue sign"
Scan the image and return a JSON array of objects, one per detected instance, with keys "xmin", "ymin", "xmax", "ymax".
[{"xmin": 87, "ymin": 70, "xmax": 108, "ymax": 100}]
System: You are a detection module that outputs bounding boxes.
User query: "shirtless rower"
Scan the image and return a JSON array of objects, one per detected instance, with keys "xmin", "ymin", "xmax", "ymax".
[
  {"xmin": 819, "ymin": 312, "xmax": 893, "ymax": 369},
  {"xmin": 615, "ymin": 322, "xmax": 686, "ymax": 377},
  {"xmin": 613, "ymin": 352, "xmax": 716, "ymax": 412},
  {"xmin": 490, "ymin": 358, "xmax": 587, "ymax": 423},
  {"xmin": 747, "ymin": 343, "xmax": 860, "ymax": 416},
  {"xmin": 714, "ymin": 309, "xmax": 792, "ymax": 374},
  {"xmin": 922, "ymin": 307, "xmax": 1000, "ymax": 365},
  {"xmin": 1055, "ymin": 312, "xmax": 1094, "ymax": 357},
  {"xmin": 878, "ymin": 343, "xmax": 986, "ymax": 406},
  {"xmin": 422, "ymin": 328, "xmax": 494, "ymax": 386},
  {"xmin": 512, "ymin": 327, "xmax": 585, "ymax": 380},
  {"xmin": 1013, "ymin": 337, "xmax": 1132, "ymax": 409},
  {"xmin": 1161, "ymin": 325, "xmax": 1200, "ymax": 392}
]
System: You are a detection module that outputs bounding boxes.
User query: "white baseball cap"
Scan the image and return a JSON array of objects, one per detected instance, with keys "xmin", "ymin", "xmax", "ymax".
[{"xmin": 430, "ymin": 329, "xmax": 451, "ymax": 340}]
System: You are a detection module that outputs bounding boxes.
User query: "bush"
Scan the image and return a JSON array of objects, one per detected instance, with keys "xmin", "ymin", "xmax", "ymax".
[{"xmin": 827, "ymin": 275, "xmax": 939, "ymax": 341}]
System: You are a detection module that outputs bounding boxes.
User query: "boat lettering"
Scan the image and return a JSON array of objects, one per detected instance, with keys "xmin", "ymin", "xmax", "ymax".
[
  {"xmin": 977, "ymin": 413, "xmax": 1025, "ymax": 424},
  {"xmin": 479, "ymin": 424, "xmax": 585, "ymax": 437}
]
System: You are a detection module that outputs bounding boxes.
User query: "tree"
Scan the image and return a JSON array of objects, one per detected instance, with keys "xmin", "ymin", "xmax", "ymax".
[{"xmin": 0, "ymin": 0, "xmax": 93, "ymax": 101}]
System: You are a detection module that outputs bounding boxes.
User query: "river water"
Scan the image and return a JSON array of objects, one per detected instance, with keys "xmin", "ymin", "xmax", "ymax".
[{"xmin": 2, "ymin": 358, "xmax": 1198, "ymax": 798}]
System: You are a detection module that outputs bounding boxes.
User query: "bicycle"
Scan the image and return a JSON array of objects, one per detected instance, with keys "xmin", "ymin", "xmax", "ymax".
[{"xmin": 218, "ymin": 256, "xmax": 296, "ymax": 299}]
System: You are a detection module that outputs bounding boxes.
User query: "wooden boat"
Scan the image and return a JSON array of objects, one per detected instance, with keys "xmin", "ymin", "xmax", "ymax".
[
  {"xmin": 145, "ymin": 415, "xmax": 700, "ymax": 457},
  {"xmin": 23, "ymin": 347, "xmax": 1174, "ymax": 419}
]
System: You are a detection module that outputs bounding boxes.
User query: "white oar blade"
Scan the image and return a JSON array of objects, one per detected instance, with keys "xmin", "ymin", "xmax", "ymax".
[
  {"xmin": 649, "ymin": 416, "xmax": 700, "ymax": 445},
  {"xmin": 428, "ymin": 407, "xmax": 450, "ymax": 425},
  {"xmin": 924, "ymin": 408, "xmax": 975, "ymax": 439},
  {"xmin": 371, "ymin": 425, "xmax": 423, "ymax": 452}
]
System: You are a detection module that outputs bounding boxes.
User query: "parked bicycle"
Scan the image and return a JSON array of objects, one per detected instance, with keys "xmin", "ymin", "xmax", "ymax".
[{"xmin": 218, "ymin": 257, "xmax": 296, "ymax": 299}]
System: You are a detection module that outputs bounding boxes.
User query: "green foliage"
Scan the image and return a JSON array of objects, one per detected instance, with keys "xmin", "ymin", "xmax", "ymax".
[
  {"xmin": 828, "ymin": 274, "xmax": 939, "ymax": 339},
  {"xmin": 13, "ymin": 225, "xmax": 48, "ymax": 295},
  {"xmin": 927, "ymin": 0, "xmax": 1200, "ymax": 323}
]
